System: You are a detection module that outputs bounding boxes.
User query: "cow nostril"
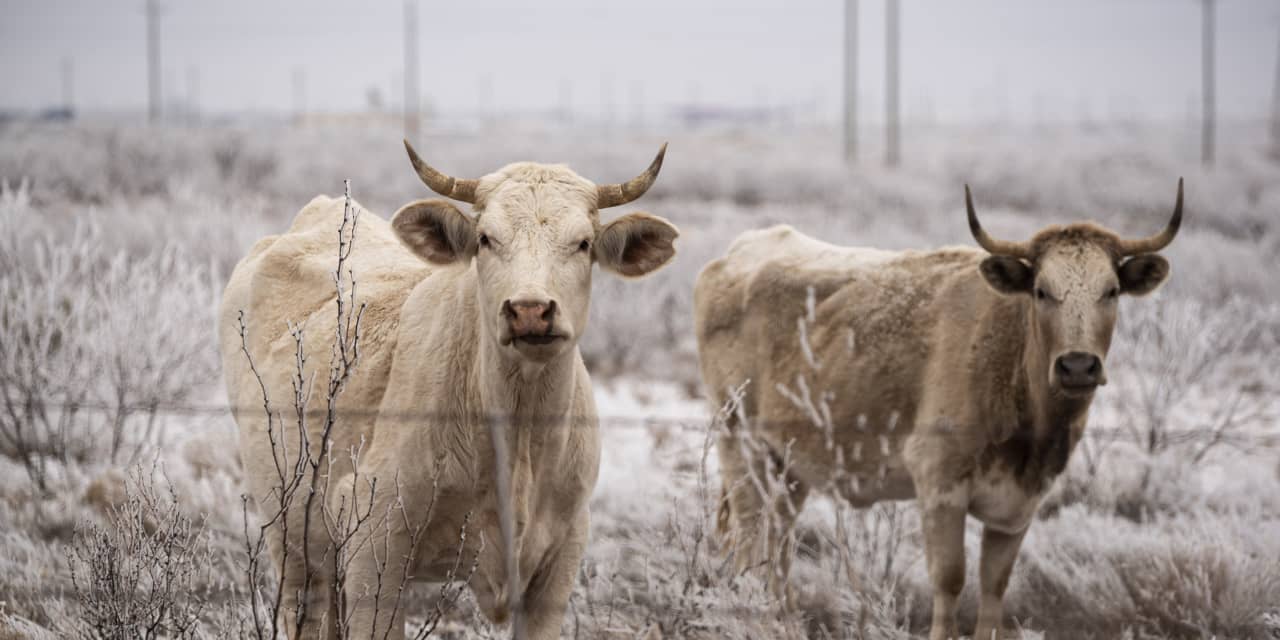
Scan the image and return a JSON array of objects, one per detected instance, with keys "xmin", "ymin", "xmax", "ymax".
[
  {"xmin": 502, "ymin": 300, "xmax": 517, "ymax": 319},
  {"xmin": 543, "ymin": 300, "xmax": 557, "ymax": 321},
  {"xmin": 1056, "ymin": 352, "xmax": 1101, "ymax": 383}
]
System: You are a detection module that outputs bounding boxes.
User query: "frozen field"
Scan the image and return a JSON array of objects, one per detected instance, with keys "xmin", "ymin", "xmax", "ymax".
[{"xmin": 1, "ymin": 119, "xmax": 1278, "ymax": 638}]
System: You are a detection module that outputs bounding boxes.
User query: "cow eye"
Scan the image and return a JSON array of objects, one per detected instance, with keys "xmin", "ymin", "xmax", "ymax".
[
  {"xmin": 478, "ymin": 233, "xmax": 490, "ymax": 248},
  {"xmin": 1034, "ymin": 287, "xmax": 1048, "ymax": 301},
  {"xmin": 1105, "ymin": 287, "xmax": 1119, "ymax": 299},
  {"xmin": 578, "ymin": 239, "xmax": 591, "ymax": 253}
]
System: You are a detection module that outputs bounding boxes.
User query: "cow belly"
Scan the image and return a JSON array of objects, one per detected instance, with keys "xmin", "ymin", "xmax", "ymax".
[
  {"xmin": 829, "ymin": 464, "xmax": 917, "ymax": 507},
  {"xmin": 968, "ymin": 470, "xmax": 1044, "ymax": 533}
]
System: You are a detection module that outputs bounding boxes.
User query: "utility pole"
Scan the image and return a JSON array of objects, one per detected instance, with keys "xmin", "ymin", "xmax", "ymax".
[
  {"xmin": 601, "ymin": 74, "xmax": 615, "ymax": 129},
  {"xmin": 185, "ymin": 65, "xmax": 199, "ymax": 125},
  {"xmin": 1201, "ymin": 0, "xmax": 1215, "ymax": 166},
  {"xmin": 885, "ymin": 0, "xmax": 901, "ymax": 167},
  {"xmin": 478, "ymin": 74, "xmax": 493, "ymax": 127},
  {"xmin": 145, "ymin": 0, "xmax": 162, "ymax": 123},
  {"xmin": 404, "ymin": 0, "xmax": 419, "ymax": 138},
  {"xmin": 843, "ymin": 0, "xmax": 858, "ymax": 163},
  {"xmin": 61, "ymin": 57, "xmax": 74, "ymax": 115},
  {"xmin": 631, "ymin": 81, "xmax": 644, "ymax": 129},
  {"xmin": 559, "ymin": 78, "xmax": 572, "ymax": 122},
  {"xmin": 1270, "ymin": 23, "xmax": 1280, "ymax": 157},
  {"xmin": 292, "ymin": 66, "xmax": 307, "ymax": 124}
]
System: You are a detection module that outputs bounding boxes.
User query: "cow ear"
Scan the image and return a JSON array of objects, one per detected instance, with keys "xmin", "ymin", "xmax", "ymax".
[
  {"xmin": 596, "ymin": 212, "xmax": 679, "ymax": 278},
  {"xmin": 391, "ymin": 199, "xmax": 477, "ymax": 265},
  {"xmin": 979, "ymin": 256, "xmax": 1034, "ymax": 295},
  {"xmin": 1118, "ymin": 254, "xmax": 1169, "ymax": 296}
]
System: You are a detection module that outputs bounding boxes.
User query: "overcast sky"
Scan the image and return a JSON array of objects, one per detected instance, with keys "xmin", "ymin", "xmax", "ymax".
[{"xmin": 2, "ymin": 0, "xmax": 1277, "ymax": 122}]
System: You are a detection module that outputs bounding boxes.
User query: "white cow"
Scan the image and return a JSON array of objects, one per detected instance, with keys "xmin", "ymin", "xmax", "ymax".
[{"xmin": 219, "ymin": 142, "xmax": 678, "ymax": 639}]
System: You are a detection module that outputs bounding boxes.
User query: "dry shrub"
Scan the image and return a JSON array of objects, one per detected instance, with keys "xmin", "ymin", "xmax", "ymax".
[
  {"xmin": 66, "ymin": 465, "xmax": 229, "ymax": 640},
  {"xmin": 0, "ymin": 181, "xmax": 219, "ymax": 492},
  {"xmin": 1013, "ymin": 505, "xmax": 1280, "ymax": 638}
]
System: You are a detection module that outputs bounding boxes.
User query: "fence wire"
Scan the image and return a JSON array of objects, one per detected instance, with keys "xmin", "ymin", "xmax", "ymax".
[{"xmin": 13, "ymin": 398, "xmax": 1280, "ymax": 450}]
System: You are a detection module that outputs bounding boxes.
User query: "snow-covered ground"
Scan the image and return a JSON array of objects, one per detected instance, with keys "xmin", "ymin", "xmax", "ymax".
[{"xmin": 1, "ymin": 120, "xmax": 1278, "ymax": 638}]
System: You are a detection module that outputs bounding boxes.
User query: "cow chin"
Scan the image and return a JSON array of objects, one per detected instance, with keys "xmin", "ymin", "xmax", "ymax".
[
  {"xmin": 1055, "ymin": 382, "xmax": 1097, "ymax": 399},
  {"xmin": 1050, "ymin": 374, "xmax": 1102, "ymax": 399}
]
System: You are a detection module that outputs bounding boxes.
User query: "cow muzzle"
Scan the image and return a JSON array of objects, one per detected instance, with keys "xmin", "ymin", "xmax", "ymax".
[
  {"xmin": 501, "ymin": 298, "xmax": 565, "ymax": 348},
  {"xmin": 1053, "ymin": 351, "xmax": 1105, "ymax": 395}
]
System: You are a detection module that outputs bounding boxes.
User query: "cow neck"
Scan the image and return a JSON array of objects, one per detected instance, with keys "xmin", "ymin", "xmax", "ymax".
[
  {"xmin": 1019, "ymin": 318, "xmax": 1092, "ymax": 439},
  {"xmin": 996, "ymin": 303, "xmax": 1092, "ymax": 489},
  {"xmin": 474, "ymin": 334, "xmax": 578, "ymax": 434}
]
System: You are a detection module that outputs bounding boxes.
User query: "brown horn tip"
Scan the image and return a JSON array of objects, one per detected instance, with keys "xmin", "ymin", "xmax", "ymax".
[
  {"xmin": 965, "ymin": 184, "xmax": 1031, "ymax": 259},
  {"xmin": 1118, "ymin": 177, "xmax": 1184, "ymax": 256},
  {"xmin": 403, "ymin": 139, "xmax": 478, "ymax": 204},
  {"xmin": 597, "ymin": 142, "xmax": 667, "ymax": 208},
  {"xmin": 965, "ymin": 184, "xmax": 980, "ymax": 237}
]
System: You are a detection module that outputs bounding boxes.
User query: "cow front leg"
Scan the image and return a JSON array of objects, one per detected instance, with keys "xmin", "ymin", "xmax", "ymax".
[
  {"xmin": 519, "ymin": 513, "xmax": 589, "ymax": 640},
  {"xmin": 973, "ymin": 525, "xmax": 1028, "ymax": 640},
  {"xmin": 919, "ymin": 491, "xmax": 968, "ymax": 640},
  {"xmin": 335, "ymin": 474, "xmax": 413, "ymax": 640}
]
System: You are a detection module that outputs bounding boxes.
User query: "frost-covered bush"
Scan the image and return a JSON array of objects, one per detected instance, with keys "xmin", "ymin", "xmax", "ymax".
[
  {"xmin": 66, "ymin": 466, "xmax": 227, "ymax": 640},
  {"xmin": 0, "ymin": 120, "xmax": 1276, "ymax": 638},
  {"xmin": 1013, "ymin": 505, "xmax": 1280, "ymax": 639},
  {"xmin": 0, "ymin": 182, "xmax": 220, "ymax": 491}
]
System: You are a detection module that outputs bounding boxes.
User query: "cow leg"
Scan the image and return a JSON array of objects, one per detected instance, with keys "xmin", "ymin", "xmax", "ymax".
[
  {"xmin": 972, "ymin": 525, "xmax": 1027, "ymax": 640},
  {"xmin": 715, "ymin": 430, "xmax": 810, "ymax": 600},
  {"xmin": 919, "ymin": 495, "xmax": 967, "ymax": 640},
  {"xmin": 520, "ymin": 512, "xmax": 589, "ymax": 640}
]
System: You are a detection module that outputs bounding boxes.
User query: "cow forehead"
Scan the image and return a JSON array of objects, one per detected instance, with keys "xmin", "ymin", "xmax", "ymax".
[
  {"xmin": 1036, "ymin": 240, "xmax": 1117, "ymax": 290},
  {"xmin": 475, "ymin": 162, "xmax": 599, "ymax": 230}
]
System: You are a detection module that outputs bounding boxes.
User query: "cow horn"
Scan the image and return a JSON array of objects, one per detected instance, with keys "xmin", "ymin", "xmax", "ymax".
[
  {"xmin": 596, "ymin": 143, "xmax": 667, "ymax": 208},
  {"xmin": 1117, "ymin": 178, "xmax": 1183, "ymax": 256},
  {"xmin": 403, "ymin": 139, "xmax": 478, "ymax": 204},
  {"xmin": 966, "ymin": 184, "xmax": 1032, "ymax": 259}
]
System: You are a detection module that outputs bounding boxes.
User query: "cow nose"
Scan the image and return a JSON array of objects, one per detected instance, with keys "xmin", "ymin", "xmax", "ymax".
[
  {"xmin": 1055, "ymin": 351, "xmax": 1102, "ymax": 387},
  {"xmin": 503, "ymin": 299, "xmax": 556, "ymax": 337}
]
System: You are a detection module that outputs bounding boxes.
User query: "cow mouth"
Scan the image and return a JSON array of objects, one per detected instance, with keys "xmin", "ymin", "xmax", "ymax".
[
  {"xmin": 1057, "ymin": 381, "xmax": 1098, "ymax": 397},
  {"xmin": 514, "ymin": 333, "xmax": 564, "ymax": 346}
]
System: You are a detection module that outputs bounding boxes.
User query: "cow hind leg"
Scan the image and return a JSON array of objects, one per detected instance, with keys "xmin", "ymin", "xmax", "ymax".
[{"xmin": 715, "ymin": 427, "xmax": 810, "ymax": 600}]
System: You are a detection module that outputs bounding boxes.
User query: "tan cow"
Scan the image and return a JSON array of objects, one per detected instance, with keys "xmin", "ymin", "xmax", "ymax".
[
  {"xmin": 219, "ymin": 143, "xmax": 678, "ymax": 639},
  {"xmin": 694, "ymin": 183, "xmax": 1182, "ymax": 639}
]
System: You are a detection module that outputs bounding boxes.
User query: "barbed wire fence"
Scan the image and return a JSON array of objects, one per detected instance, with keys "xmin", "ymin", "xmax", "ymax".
[{"xmin": 17, "ymin": 397, "xmax": 1280, "ymax": 450}]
